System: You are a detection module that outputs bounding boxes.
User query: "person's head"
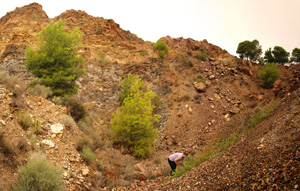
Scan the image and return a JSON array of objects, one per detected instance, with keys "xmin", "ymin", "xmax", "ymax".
[{"xmin": 183, "ymin": 151, "xmax": 189, "ymax": 158}]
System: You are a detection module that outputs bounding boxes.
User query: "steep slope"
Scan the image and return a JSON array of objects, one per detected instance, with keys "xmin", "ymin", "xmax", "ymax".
[{"xmin": 0, "ymin": 3, "xmax": 299, "ymax": 191}]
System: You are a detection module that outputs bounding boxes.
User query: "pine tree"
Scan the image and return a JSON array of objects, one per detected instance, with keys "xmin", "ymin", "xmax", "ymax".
[
  {"xmin": 25, "ymin": 19, "xmax": 85, "ymax": 96},
  {"xmin": 111, "ymin": 74, "xmax": 161, "ymax": 159}
]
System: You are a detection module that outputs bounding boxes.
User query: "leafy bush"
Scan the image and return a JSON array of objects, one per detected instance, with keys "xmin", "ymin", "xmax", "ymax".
[
  {"xmin": 16, "ymin": 111, "xmax": 32, "ymax": 130},
  {"xmin": 12, "ymin": 152, "xmax": 65, "ymax": 191},
  {"xmin": 258, "ymin": 62, "xmax": 280, "ymax": 88},
  {"xmin": 0, "ymin": 71, "xmax": 24, "ymax": 96},
  {"xmin": 28, "ymin": 84, "xmax": 53, "ymax": 98},
  {"xmin": 59, "ymin": 114, "xmax": 76, "ymax": 129},
  {"xmin": 25, "ymin": 19, "xmax": 85, "ymax": 96},
  {"xmin": 119, "ymin": 73, "xmax": 140, "ymax": 105},
  {"xmin": 64, "ymin": 97, "xmax": 86, "ymax": 122},
  {"xmin": 0, "ymin": 132, "xmax": 15, "ymax": 158},
  {"xmin": 111, "ymin": 74, "xmax": 161, "ymax": 159},
  {"xmin": 80, "ymin": 146, "xmax": 96, "ymax": 164},
  {"xmin": 153, "ymin": 39, "xmax": 169, "ymax": 58}
]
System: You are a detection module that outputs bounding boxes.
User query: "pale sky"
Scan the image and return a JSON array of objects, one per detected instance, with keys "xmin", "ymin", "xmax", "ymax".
[{"xmin": 1, "ymin": 0, "xmax": 300, "ymax": 56}]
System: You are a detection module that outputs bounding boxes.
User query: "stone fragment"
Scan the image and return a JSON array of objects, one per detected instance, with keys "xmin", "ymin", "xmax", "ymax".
[
  {"xmin": 82, "ymin": 168, "xmax": 89, "ymax": 176},
  {"xmin": 41, "ymin": 140, "xmax": 55, "ymax": 148},
  {"xmin": 51, "ymin": 123, "xmax": 64, "ymax": 134},
  {"xmin": 193, "ymin": 82, "xmax": 206, "ymax": 92}
]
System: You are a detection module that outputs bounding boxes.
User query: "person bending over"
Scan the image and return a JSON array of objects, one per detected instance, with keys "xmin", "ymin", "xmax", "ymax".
[{"xmin": 168, "ymin": 151, "xmax": 188, "ymax": 175}]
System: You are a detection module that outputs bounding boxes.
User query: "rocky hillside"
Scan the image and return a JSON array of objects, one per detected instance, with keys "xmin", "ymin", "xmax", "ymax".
[{"xmin": 0, "ymin": 3, "xmax": 299, "ymax": 191}]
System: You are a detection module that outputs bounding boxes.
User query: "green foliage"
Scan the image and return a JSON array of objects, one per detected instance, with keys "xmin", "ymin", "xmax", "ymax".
[
  {"xmin": 0, "ymin": 71, "xmax": 24, "ymax": 96},
  {"xmin": 64, "ymin": 96, "xmax": 86, "ymax": 122},
  {"xmin": 97, "ymin": 49, "xmax": 106, "ymax": 65},
  {"xmin": 12, "ymin": 152, "xmax": 65, "ymax": 191},
  {"xmin": 195, "ymin": 50, "xmax": 207, "ymax": 61},
  {"xmin": 28, "ymin": 83, "xmax": 53, "ymax": 98},
  {"xmin": 236, "ymin": 39, "xmax": 262, "ymax": 62},
  {"xmin": 153, "ymin": 38, "xmax": 169, "ymax": 58},
  {"xmin": 31, "ymin": 14, "xmax": 41, "ymax": 21},
  {"xmin": 264, "ymin": 46, "xmax": 289, "ymax": 64},
  {"xmin": 290, "ymin": 48, "xmax": 300, "ymax": 63},
  {"xmin": 119, "ymin": 73, "xmax": 141, "ymax": 105},
  {"xmin": 111, "ymin": 74, "xmax": 161, "ymax": 159},
  {"xmin": 139, "ymin": 51, "xmax": 149, "ymax": 56},
  {"xmin": 80, "ymin": 146, "xmax": 97, "ymax": 164},
  {"xmin": 16, "ymin": 111, "xmax": 32, "ymax": 130},
  {"xmin": 25, "ymin": 19, "xmax": 85, "ymax": 96},
  {"xmin": 258, "ymin": 62, "xmax": 280, "ymax": 89}
]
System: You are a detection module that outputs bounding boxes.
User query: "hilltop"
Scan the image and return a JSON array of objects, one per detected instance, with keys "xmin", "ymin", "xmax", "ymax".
[{"xmin": 0, "ymin": 3, "xmax": 299, "ymax": 191}]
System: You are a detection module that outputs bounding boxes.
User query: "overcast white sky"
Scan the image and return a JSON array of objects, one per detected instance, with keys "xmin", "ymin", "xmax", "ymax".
[{"xmin": 1, "ymin": 0, "xmax": 300, "ymax": 56}]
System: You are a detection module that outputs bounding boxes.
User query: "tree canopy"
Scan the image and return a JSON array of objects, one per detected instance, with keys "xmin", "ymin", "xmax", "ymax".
[
  {"xmin": 111, "ymin": 74, "xmax": 161, "ymax": 159},
  {"xmin": 236, "ymin": 39, "xmax": 262, "ymax": 63},
  {"xmin": 290, "ymin": 48, "xmax": 300, "ymax": 63},
  {"xmin": 153, "ymin": 38, "xmax": 169, "ymax": 58},
  {"xmin": 264, "ymin": 46, "xmax": 289, "ymax": 64},
  {"xmin": 25, "ymin": 19, "xmax": 85, "ymax": 96}
]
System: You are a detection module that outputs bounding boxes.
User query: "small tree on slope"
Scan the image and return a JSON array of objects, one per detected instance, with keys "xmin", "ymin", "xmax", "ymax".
[
  {"xmin": 25, "ymin": 19, "xmax": 85, "ymax": 96},
  {"xmin": 111, "ymin": 74, "xmax": 161, "ymax": 159}
]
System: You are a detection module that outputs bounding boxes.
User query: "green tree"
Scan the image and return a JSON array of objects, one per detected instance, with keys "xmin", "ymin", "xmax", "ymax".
[
  {"xmin": 290, "ymin": 48, "xmax": 300, "ymax": 63},
  {"xmin": 264, "ymin": 48, "xmax": 275, "ymax": 63},
  {"xmin": 25, "ymin": 19, "xmax": 85, "ymax": 96},
  {"xmin": 236, "ymin": 39, "xmax": 262, "ymax": 62},
  {"xmin": 264, "ymin": 46, "xmax": 289, "ymax": 64},
  {"xmin": 111, "ymin": 74, "xmax": 161, "ymax": 159},
  {"xmin": 153, "ymin": 38, "xmax": 169, "ymax": 58},
  {"xmin": 258, "ymin": 62, "xmax": 280, "ymax": 89}
]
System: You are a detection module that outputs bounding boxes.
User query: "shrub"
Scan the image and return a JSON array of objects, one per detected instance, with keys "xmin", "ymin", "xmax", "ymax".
[
  {"xmin": 258, "ymin": 62, "xmax": 280, "ymax": 89},
  {"xmin": 195, "ymin": 50, "xmax": 207, "ymax": 61},
  {"xmin": 80, "ymin": 146, "xmax": 96, "ymax": 164},
  {"xmin": 51, "ymin": 96, "xmax": 63, "ymax": 105},
  {"xmin": 31, "ymin": 14, "xmax": 41, "ymax": 21},
  {"xmin": 25, "ymin": 19, "xmax": 85, "ymax": 96},
  {"xmin": 16, "ymin": 111, "xmax": 32, "ymax": 130},
  {"xmin": 12, "ymin": 152, "xmax": 65, "ymax": 191},
  {"xmin": 153, "ymin": 39, "xmax": 169, "ymax": 58},
  {"xmin": 97, "ymin": 49, "xmax": 106, "ymax": 65},
  {"xmin": 0, "ymin": 132, "xmax": 15, "ymax": 157},
  {"xmin": 111, "ymin": 74, "xmax": 161, "ymax": 159},
  {"xmin": 28, "ymin": 84, "xmax": 53, "ymax": 98},
  {"xmin": 30, "ymin": 119, "xmax": 42, "ymax": 135},
  {"xmin": 119, "ymin": 73, "xmax": 140, "ymax": 105},
  {"xmin": 0, "ymin": 71, "xmax": 24, "ymax": 96},
  {"xmin": 64, "ymin": 97, "xmax": 86, "ymax": 122},
  {"xmin": 139, "ymin": 51, "xmax": 149, "ymax": 56},
  {"xmin": 59, "ymin": 114, "xmax": 76, "ymax": 129}
]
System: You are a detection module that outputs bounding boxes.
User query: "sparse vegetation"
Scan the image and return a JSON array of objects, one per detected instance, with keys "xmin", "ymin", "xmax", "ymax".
[
  {"xmin": 80, "ymin": 146, "xmax": 97, "ymax": 164},
  {"xmin": 195, "ymin": 50, "xmax": 207, "ymax": 61},
  {"xmin": 97, "ymin": 49, "xmax": 106, "ymax": 66},
  {"xmin": 12, "ymin": 152, "xmax": 65, "ymax": 191},
  {"xmin": 25, "ymin": 19, "xmax": 85, "ymax": 96},
  {"xmin": 64, "ymin": 96, "xmax": 87, "ymax": 122},
  {"xmin": 111, "ymin": 74, "xmax": 161, "ymax": 159},
  {"xmin": 139, "ymin": 51, "xmax": 149, "ymax": 56},
  {"xmin": 258, "ymin": 62, "xmax": 280, "ymax": 89},
  {"xmin": 59, "ymin": 114, "xmax": 76, "ymax": 129},
  {"xmin": 0, "ymin": 71, "xmax": 24, "ymax": 96},
  {"xmin": 16, "ymin": 110, "xmax": 32, "ymax": 130},
  {"xmin": 171, "ymin": 102, "xmax": 279, "ymax": 179},
  {"xmin": 28, "ymin": 83, "xmax": 53, "ymax": 98},
  {"xmin": 0, "ymin": 131, "xmax": 15, "ymax": 158},
  {"xmin": 31, "ymin": 14, "xmax": 41, "ymax": 21},
  {"xmin": 153, "ymin": 38, "xmax": 169, "ymax": 58}
]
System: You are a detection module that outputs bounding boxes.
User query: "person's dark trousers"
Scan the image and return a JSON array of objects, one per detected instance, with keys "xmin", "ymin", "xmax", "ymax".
[{"xmin": 168, "ymin": 158, "xmax": 176, "ymax": 175}]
